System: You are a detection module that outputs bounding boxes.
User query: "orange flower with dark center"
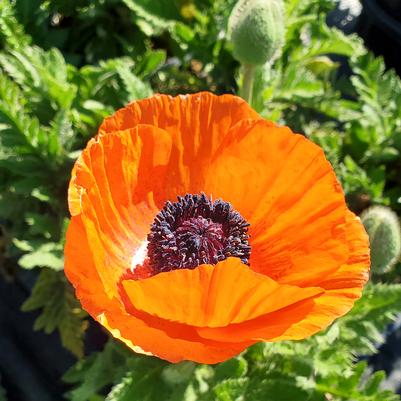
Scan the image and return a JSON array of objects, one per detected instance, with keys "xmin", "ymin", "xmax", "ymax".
[{"xmin": 64, "ymin": 92, "xmax": 370, "ymax": 364}]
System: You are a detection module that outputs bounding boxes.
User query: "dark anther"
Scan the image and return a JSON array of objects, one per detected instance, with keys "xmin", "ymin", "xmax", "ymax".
[{"xmin": 147, "ymin": 193, "xmax": 251, "ymax": 272}]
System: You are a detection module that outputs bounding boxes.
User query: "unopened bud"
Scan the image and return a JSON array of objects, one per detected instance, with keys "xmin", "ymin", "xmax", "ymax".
[
  {"xmin": 361, "ymin": 206, "xmax": 401, "ymax": 274},
  {"xmin": 228, "ymin": 0, "xmax": 285, "ymax": 66}
]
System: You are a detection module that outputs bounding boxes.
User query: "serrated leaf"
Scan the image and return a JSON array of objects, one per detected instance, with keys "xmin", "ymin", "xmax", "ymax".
[
  {"xmin": 248, "ymin": 377, "xmax": 309, "ymax": 401},
  {"xmin": 214, "ymin": 357, "xmax": 248, "ymax": 381},
  {"xmin": 340, "ymin": 283, "xmax": 401, "ymax": 355},
  {"xmin": 316, "ymin": 361, "xmax": 400, "ymax": 401},
  {"xmin": 213, "ymin": 378, "xmax": 249, "ymax": 401},
  {"xmin": 0, "ymin": 74, "xmax": 58, "ymax": 166},
  {"xmin": 115, "ymin": 63, "xmax": 152, "ymax": 102},
  {"xmin": 0, "ymin": 46, "xmax": 77, "ymax": 120},
  {"xmin": 364, "ymin": 370, "xmax": 386, "ymax": 395},
  {"xmin": 18, "ymin": 242, "xmax": 64, "ymax": 270},
  {"xmin": 0, "ymin": 0, "xmax": 31, "ymax": 49},
  {"xmin": 162, "ymin": 362, "xmax": 196, "ymax": 385},
  {"xmin": 122, "ymin": 0, "xmax": 181, "ymax": 36},
  {"xmin": 105, "ymin": 357, "xmax": 168, "ymax": 401},
  {"xmin": 22, "ymin": 269, "xmax": 87, "ymax": 357},
  {"xmin": 64, "ymin": 341, "xmax": 128, "ymax": 401},
  {"xmin": 136, "ymin": 50, "xmax": 166, "ymax": 77},
  {"xmin": 50, "ymin": 109, "xmax": 74, "ymax": 151},
  {"xmin": 66, "ymin": 350, "xmax": 168, "ymax": 401}
]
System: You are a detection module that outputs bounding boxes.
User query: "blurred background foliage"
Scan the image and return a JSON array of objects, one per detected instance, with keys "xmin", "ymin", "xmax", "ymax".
[{"xmin": 1, "ymin": 0, "xmax": 401, "ymax": 400}]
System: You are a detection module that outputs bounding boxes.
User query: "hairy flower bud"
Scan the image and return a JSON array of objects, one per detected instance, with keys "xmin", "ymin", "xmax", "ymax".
[
  {"xmin": 361, "ymin": 206, "xmax": 401, "ymax": 274},
  {"xmin": 228, "ymin": 0, "xmax": 285, "ymax": 65}
]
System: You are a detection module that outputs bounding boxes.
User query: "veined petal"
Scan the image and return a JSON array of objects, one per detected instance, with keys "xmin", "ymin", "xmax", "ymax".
[
  {"xmin": 99, "ymin": 92, "xmax": 260, "ymax": 137},
  {"xmin": 203, "ymin": 119, "xmax": 368, "ymax": 290},
  {"xmin": 195, "ymin": 212, "xmax": 370, "ymax": 344},
  {"xmin": 65, "ymin": 216, "xmax": 253, "ymax": 364},
  {"xmin": 99, "ymin": 92, "xmax": 261, "ymax": 199},
  {"xmin": 121, "ymin": 258, "xmax": 323, "ymax": 328},
  {"xmin": 65, "ymin": 92, "xmax": 370, "ymax": 364},
  {"xmin": 67, "ymin": 125, "xmax": 173, "ymax": 298}
]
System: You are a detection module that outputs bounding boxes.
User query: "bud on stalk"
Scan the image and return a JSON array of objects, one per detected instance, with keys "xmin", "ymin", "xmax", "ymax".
[
  {"xmin": 228, "ymin": 0, "xmax": 285, "ymax": 103},
  {"xmin": 361, "ymin": 206, "xmax": 401, "ymax": 274}
]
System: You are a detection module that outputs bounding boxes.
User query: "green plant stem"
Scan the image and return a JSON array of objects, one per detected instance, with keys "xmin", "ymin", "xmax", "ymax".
[{"xmin": 240, "ymin": 63, "xmax": 255, "ymax": 104}]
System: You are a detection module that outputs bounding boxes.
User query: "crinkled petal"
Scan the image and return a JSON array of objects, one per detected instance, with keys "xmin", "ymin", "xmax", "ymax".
[
  {"xmin": 68, "ymin": 125, "xmax": 173, "ymax": 298},
  {"xmin": 195, "ymin": 211, "xmax": 370, "ymax": 343},
  {"xmin": 121, "ymin": 258, "xmax": 323, "ymax": 327},
  {"xmin": 65, "ymin": 217, "xmax": 252, "ymax": 364},
  {"xmin": 65, "ymin": 93, "xmax": 370, "ymax": 364},
  {"xmin": 203, "ymin": 119, "xmax": 369, "ymax": 291},
  {"xmin": 98, "ymin": 92, "xmax": 261, "ymax": 199},
  {"xmin": 99, "ymin": 92, "xmax": 260, "ymax": 138}
]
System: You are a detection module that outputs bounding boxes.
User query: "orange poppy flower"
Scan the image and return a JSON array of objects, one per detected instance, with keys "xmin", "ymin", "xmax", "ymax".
[{"xmin": 64, "ymin": 92, "xmax": 370, "ymax": 364}]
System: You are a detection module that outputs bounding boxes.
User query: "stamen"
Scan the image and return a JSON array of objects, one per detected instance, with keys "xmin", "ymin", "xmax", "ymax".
[{"xmin": 147, "ymin": 193, "xmax": 251, "ymax": 273}]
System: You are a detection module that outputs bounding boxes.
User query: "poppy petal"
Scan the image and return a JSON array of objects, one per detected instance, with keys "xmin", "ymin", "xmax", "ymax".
[
  {"xmin": 121, "ymin": 257, "xmax": 323, "ymax": 328},
  {"xmin": 99, "ymin": 92, "xmax": 260, "ymax": 137},
  {"xmin": 65, "ymin": 92, "xmax": 370, "ymax": 364},
  {"xmin": 68, "ymin": 125, "xmax": 174, "ymax": 298},
  {"xmin": 203, "ymin": 119, "xmax": 365, "ymax": 288},
  {"xmin": 269, "ymin": 209, "xmax": 370, "ymax": 341},
  {"xmin": 314, "ymin": 210, "xmax": 370, "ymax": 291},
  {"xmin": 196, "ymin": 297, "xmax": 319, "ymax": 343},
  {"xmin": 98, "ymin": 92, "xmax": 261, "ymax": 198},
  {"xmin": 195, "ymin": 289, "xmax": 357, "ymax": 343},
  {"xmin": 65, "ymin": 217, "xmax": 253, "ymax": 364},
  {"xmin": 97, "ymin": 307, "xmax": 252, "ymax": 364},
  {"xmin": 196, "ymin": 211, "xmax": 370, "ymax": 343}
]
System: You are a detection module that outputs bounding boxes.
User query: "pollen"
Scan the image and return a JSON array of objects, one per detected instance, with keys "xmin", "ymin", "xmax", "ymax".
[{"xmin": 147, "ymin": 193, "xmax": 251, "ymax": 272}]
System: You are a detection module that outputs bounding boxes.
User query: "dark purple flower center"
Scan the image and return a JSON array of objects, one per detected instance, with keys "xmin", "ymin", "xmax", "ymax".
[{"xmin": 147, "ymin": 193, "xmax": 251, "ymax": 272}]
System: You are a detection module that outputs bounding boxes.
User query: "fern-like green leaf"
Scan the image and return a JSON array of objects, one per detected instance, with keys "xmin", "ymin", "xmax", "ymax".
[
  {"xmin": 115, "ymin": 62, "xmax": 152, "ymax": 103},
  {"xmin": 315, "ymin": 362, "xmax": 399, "ymax": 401},
  {"xmin": 64, "ymin": 341, "xmax": 129, "ymax": 401},
  {"xmin": 0, "ymin": 46, "xmax": 77, "ymax": 119},
  {"xmin": 122, "ymin": 0, "xmax": 181, "ymax": 36},
  {"xmin": 21, "ymin": 269, "xmax": 88, "ymax": 358},
  {"xmin": 340, "ymin": 283, "xmax": 401, "ymax": 355},
  {"xmin": 0, "ymin": 0, "xmax": 31, "ymax": 49}
]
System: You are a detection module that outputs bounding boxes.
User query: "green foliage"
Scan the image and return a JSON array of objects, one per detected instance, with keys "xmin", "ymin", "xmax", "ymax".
[
  {"xmin": 21, "ymin": 269, "xmax": 88, "ymax": 357},
  {"xmin": 122, "ymin": 0, "xmax": 182, "ymax": 36},
  {"xmin": 314, "ymin": 361, "xmax": 399, "ymax": 401},
  {"xmin": 0, "ymin": 0, "xmax": 31, "ymax": 49},
  {"xmin": 321, "ymin": 283, "xmax": 401, "ymax": 358},
  {"xmin": 0, "ymin": 42, "xmax": 155, "ymax": 274},
  {"xmin": 63, "ymin": 341, "xmax": 129, "ymax": 401}
]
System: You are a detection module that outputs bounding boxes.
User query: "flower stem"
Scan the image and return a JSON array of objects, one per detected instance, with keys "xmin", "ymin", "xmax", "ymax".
[{"xmin": 240, "ymin": 64, "xmax": 256, "ymax": 104}]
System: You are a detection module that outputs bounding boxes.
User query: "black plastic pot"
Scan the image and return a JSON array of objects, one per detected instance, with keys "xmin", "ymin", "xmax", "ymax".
[
  {"xmin": 0, "ymin": 269, "xmax": 107, "ymax": 401},
  {"xmin": 369, "ymin": 315, "xmax": 401, "ymax": 393},
  {"xmin": 0, "ymin": 270, "xmax": 74, "ymax": 401},
  {"xmin": 358, "ymin": 0, "xmax": 401, "ymax": 74}
]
